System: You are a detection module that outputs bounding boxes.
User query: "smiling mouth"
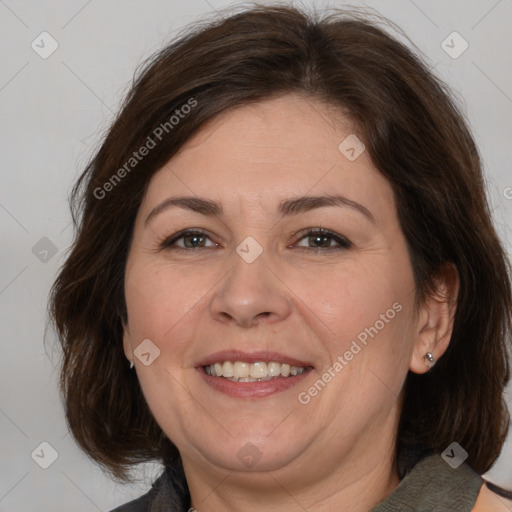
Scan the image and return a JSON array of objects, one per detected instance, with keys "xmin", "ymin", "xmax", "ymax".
[{"xmin": 204, "ymin": 361, "xmax": 312, "ymax": 382}]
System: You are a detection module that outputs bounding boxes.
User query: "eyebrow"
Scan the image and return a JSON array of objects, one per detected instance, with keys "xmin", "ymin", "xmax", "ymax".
[{"xmin": 144, "ymin": 194, "xmax": 376, "ymax": 226}]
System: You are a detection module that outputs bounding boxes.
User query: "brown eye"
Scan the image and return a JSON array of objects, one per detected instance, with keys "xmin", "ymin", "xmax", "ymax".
[
  {"xmin": 295, "ymin": 229, "xmax": 352, "ymax": 250},
  {"xmin": 160, "ymin": 230, "xmax": 218, "ymax": 250},
  {"xmin": 182, "ymin": 233, "xmax": 207, "ymax": 248}
]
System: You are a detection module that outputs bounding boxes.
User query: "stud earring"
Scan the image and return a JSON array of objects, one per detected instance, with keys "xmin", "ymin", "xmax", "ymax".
[
  {"xmin": 129, "ymin": 360, "xmax": 134, "ymax": 369},
  {"xmin": 425, "ymin": 352, "xmax": 436, "ymax": 368}
]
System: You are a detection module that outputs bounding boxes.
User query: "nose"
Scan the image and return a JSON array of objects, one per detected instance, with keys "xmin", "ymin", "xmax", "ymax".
[{"xmin": 209, "ymin": 250, "xmax": 292, "ymax": 328}]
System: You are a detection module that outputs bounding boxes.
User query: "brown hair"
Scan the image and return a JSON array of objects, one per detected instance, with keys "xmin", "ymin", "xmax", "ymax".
[{"xmin": 49, "ymin": 3, "xmax": 511, "ymax": 482}]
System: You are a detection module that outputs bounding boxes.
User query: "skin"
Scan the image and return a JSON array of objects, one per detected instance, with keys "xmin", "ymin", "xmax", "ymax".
[
  {"xmin": 474, "ymin": 486, "xmax": 512, "ymax": 511},
  {"xmin": 122, "ymin": 93, "xmax": 466, "ymax": 511}
]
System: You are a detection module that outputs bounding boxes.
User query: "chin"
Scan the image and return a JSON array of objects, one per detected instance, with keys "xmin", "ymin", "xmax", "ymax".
[
  {"xmin": 202, "ymin": 439, "xmax": 302, "ymax": 473},
  {"xmin": 179, "ymin": 425, "xmax": 307, "ymax": 473}
]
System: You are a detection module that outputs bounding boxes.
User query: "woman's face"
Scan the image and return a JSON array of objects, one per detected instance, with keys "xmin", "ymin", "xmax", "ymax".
[{"xmin": 123, "ymin": 94, "xmax": 427, "ymax": 484}]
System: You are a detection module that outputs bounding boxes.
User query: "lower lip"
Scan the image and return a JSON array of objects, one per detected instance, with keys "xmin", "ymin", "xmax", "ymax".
[{"xmin": 198, "ymin": 368, "xmax": 313, "ymax": 398}]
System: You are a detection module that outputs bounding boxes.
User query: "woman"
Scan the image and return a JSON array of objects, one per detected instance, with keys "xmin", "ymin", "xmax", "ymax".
[{"xmin": 50, "ymin": 4, "xmax": 512, "ymax": 511}]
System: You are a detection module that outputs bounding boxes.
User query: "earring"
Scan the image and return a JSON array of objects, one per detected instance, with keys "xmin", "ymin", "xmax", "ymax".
[
  {"xmin": 425, "ymin": 352, "xmax": 436, "ymax": 368},
  {"xmin": 129, "ymin": 360, "xmax": 134, "ymax": 369}
]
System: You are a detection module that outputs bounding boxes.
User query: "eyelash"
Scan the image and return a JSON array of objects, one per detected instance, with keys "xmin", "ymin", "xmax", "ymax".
[{"xmin": 158, "ymin": 228, "xmax": 352, "ymax": 252}]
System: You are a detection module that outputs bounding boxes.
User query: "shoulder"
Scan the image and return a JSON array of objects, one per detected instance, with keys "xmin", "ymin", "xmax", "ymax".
[
  {"xmin": 109, "ymin": 490, "xmax": 154, "ymax": 512},
  {"xmin": 109, "ymin": 469, "xmax": 189, "ymax": 512},
  {"xmin": 109, "ymin": 474, "xmax": 165, "ymax": 512},
  {"xmin": 472, "ymin": 481, "xmax": 512, "ymax": 512}
]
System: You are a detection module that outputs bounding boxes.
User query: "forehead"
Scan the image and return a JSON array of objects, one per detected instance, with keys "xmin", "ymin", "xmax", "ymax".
[
  {"xmin": 140, "ymin": 94, "xmax": 396, "ymax": 222},
  {"xmin": 173, "ymin": 94, "xmax": 355, "ymax": 168}
]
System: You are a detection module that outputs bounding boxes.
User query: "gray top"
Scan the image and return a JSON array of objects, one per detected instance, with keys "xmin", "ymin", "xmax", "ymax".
[
  {"xmin": 370, "ymin": 453, "xmax": 483, "ymax": 511},
  {"xmin": 112, "ymin": 453, "xmax": 484, "ymax": 511}
]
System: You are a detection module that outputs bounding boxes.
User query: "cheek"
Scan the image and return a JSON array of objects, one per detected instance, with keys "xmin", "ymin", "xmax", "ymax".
[
  {"xmin": 123, "ymin": 262, "xmax": 209, "ymax": 436},
  {"xmin": 300, "ymin": 258, "xmax": 414, "ymax": 397},
  {"xmin": 124, "ymin": 260, "xmax": 213, "ymax": 345},
  {"xmin": 294, "ymin": 261, "xmax": 404, "ymax": 341}
]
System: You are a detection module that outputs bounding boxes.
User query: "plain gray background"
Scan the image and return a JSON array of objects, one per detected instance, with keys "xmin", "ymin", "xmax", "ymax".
[{"xmin": 1, "ymin": 0, "xmax": 511, "ymax": 510}]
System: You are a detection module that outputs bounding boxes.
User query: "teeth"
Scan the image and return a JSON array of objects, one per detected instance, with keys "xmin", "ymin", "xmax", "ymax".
[
  {"xmin": 268, "ymin": 362, "xmax": 281, "ymax": 376},
  {"xmin": 205, "ymin": 361, "xmax": 307, "ymax": 380},
  {"xmin": 250, "ymin": 362, "xmax": 267, "ymax": 379},
  {"xmin": 233, "ymin": 361, "xmax": 249, "ymax": 379},
  {"xmin": 222, "ymin": 361, "xmax": 234, "ymax": 378}
]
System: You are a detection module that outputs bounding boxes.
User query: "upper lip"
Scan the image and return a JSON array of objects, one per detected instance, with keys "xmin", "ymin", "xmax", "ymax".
[{"xmin": 197, "ymin": 350, "xmax": 313, "ymax": 368}]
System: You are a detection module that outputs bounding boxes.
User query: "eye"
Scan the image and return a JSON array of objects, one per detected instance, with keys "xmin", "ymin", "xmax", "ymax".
[
  {"xmin": 159, "ymin": 228, "xmax": 352, "ymax": 252},
  {"xmin": 294, "ymin": 228, "xmax": 352, "ymax": 250},
  {"xmin": 159, "ymin": 229, "xmax": 218, "ymax": 250}
]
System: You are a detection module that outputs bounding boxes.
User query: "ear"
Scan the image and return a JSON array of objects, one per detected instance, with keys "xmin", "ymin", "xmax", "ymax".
[
  {"xmin": 409, "ymin": 263, "xmax": 459, "ymax": 374},
  {"xmin": 122, "ymin": 322, "xmax": 134, "ymax": 363}
]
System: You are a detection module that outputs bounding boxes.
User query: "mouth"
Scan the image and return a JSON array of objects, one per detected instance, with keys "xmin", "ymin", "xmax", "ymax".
[{"xmin": 197, "ymin": 351, "xmax": 314, "ymax": 398}]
